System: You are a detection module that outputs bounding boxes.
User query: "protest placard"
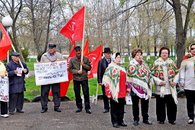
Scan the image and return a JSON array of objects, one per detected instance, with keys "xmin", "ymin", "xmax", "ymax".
[
  {"xmin": 0, "ymin": 77, "xmax": 9, "ymax": 102},
  {"xmin": 34, "ymin": 61, "xmax": 68, "ymax": 86}
]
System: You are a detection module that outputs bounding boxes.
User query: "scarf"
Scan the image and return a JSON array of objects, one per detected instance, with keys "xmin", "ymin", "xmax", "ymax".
[
  {"xmin": 151, "ymin": 57, "xmax": 178, "ymax": 104},
  {"xmin": 151, "ymin": 58, "xmax": 178, "ymax": 82},
  {"xmin": 127, "ymin": 59, "xmax": 153, "ymax": 99},
  {"xmin": 102, "ymin": 62, "xmax": 126, "ymax": 102}
]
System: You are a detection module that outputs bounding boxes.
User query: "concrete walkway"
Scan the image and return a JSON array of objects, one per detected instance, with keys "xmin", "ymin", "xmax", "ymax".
[{"xmin": 0, "ymin": 98, "xmax": 195, "ymax": 130}]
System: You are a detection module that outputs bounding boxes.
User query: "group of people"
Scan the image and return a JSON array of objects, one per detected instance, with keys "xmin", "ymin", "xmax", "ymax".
[
  {"xmin": 40, "ymin": 44, "xmax": 92, "ymax": 114},
  {"xmin": 0, "ymin": 52, "xmax": 28, "ymax": 118},
  {"xmin": 1, "ymin": 43, "xmax": 195, "ymax": 129},
  {"xmin": 99, "ymin": 45, "xmax": 195, "ymax": 128}
]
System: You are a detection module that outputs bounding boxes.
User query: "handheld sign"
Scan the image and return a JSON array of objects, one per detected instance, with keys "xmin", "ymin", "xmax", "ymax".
[{"xmin": 34, "ymin": 61, "xmax": 68, "ymax": 86}]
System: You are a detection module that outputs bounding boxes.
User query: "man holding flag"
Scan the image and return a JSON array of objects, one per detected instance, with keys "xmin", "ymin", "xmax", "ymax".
[{"xmin": 68, "ymin": 46, "xmax": 92, "ymax": 114}]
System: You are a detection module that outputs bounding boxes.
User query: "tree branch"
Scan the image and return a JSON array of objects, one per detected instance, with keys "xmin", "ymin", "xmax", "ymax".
[
  {"xmin": 183, "ymin": 0, "xmax": 194, "ymax": 34},
  {"xmin": 104, "ymin": 0, "xmax": 148, "ymax": 23},
  {"xmin": 14, "ymin": 0, "xmax": 23, "ymax": 23},
  {"xmin": 166, "ymin": 0, "xmax": 174, "ymax": 7},
  {"xmin": 0, "ymin": 0, "xmax": 11, "ymax": 14}
]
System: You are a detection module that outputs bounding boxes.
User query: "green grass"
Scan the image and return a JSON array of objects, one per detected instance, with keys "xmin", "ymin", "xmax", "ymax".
[
  {"xmin": 26, "ymin": 61, "xmax": 35, "ymax": 71},
  {"xmin": 24, "ymin": 76, "xmax": 40, "ymax": 100}
]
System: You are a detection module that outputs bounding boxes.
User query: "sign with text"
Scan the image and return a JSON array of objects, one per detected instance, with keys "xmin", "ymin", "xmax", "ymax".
[
  {"xmin": 34, "ymin": 61, "xmax": 68, "ymax": 86},
  {"xmin": 0, "ymin": 77, "xmax": 9, "ymax": 102}
]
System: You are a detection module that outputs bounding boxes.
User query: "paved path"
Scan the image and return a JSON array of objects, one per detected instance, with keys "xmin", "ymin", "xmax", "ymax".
[{"xmin": 0, "ymin": 98, "xmax": 195, "ymax": 130}]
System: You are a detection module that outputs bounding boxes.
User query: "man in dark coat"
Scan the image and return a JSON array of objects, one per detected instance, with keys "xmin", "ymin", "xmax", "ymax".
[
  {"xmin": 97, "ymin": 47, "xmax": 112, "ymax": 113},
  {"xmin": 6, "ymin": 52, "xmax": 29, "ymax": 115}
]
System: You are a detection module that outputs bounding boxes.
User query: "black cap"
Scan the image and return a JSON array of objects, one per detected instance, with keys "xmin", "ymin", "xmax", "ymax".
[
  {"xmin": 11, "ymin": 52, "xmax": 20, "ymax": 56},
  {"xmin": 74, "ymin": 46, "xmax": 81, "ymax": 51},
  {"xmin": 48, "ymin": 43, "xmax": 56, "ymax": 49},
  {"xmin": 103, "ymin": 47, "xmax": 112, "ymax": 53}
]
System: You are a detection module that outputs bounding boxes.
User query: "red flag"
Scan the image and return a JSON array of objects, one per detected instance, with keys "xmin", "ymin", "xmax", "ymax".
[
  {"xmin": 60, "ymin": 6, "xmax": 85, "ymax": 44},
  {"xmin": 0, "ymin": 23, "xmax": 12, "ymax": 60},
  {"xmin": 59, "ymin": 39, "xmax": 90, "ymax": 96},
  {"xmin": 87, "ymin": 45, "xmax": 103, "ymax": 78},
  {"xmin": 83, "ymin": 39, "xmax": 89, "ymax": 56}
]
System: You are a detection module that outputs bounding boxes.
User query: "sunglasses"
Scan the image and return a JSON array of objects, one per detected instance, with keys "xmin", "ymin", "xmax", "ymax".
[{"xmin": 190, "ymin": 48, "xmax": 195, "ymax": 50}]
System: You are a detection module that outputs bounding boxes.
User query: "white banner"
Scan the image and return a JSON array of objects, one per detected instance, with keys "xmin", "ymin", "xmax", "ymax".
[
  {"xmin": 0, "ymin": 77, "xmax": 9, "ymax": 102},
  {"xmin": 34, "ymin": 61, "xmax": 68, "ymax": 86}
]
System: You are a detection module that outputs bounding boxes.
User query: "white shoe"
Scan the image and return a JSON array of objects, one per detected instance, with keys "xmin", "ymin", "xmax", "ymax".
[
  {"xmin": 188, "ymin": 119, "xmax": 194, "ymax": 124},
  {"xmin": 1, "ymin": 114, "xmax": 9, "ymax": 118}
]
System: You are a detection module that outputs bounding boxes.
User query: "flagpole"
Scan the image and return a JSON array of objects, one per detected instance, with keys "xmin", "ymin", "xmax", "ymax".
[{"xmin": 80, "ymin": 6, "xmax": 86, "ymax": 71}]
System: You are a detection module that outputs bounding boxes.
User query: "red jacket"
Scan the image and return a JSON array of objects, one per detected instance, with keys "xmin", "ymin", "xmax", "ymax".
[{"xmin": 105, "ymin": 70, "xmax": 127, "ymax": 98}]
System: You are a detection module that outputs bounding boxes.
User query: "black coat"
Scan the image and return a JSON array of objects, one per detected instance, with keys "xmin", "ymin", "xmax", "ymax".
[
  {"xmin": 6, "ymin": 60, "xmax": 29, "ymax": 94},
  {"xmin": 97, "ymin": 57, "xmax": 110, "ymax": 84}
]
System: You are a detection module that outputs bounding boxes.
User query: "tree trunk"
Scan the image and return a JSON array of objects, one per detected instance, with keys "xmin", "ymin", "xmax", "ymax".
[
  {"xmin": 169, "ymin": 0, "xmax": 194, "ymax": 67},
  {"xmin": 11, "ymin": 24, "xmax": 25, "ymax": 62}
]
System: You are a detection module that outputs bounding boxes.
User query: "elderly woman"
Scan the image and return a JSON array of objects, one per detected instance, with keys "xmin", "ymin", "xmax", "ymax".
[
  {"xmin": 151, "ymin": 47, "xmax": 178, "ymax": 125},
  {"xmin": 103, "ymin": 52, "xmax": 127, "ymax": 128},
  {"xmin": 0, "ymin": 60, "xmax": 9, "ymax": 118},
  {"xmin": 127, "ymin": 48, "xmax": 164, "ymax": 126},
  {"xmin": 178, "ymin": 43, "xmax": 195, "ymax": 124}
]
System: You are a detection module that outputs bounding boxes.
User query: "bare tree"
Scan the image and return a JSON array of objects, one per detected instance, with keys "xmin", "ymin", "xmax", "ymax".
[
  {"xmin": 24, "ymin": 0, "xmax": 56, "ymax": 61},
  {"xmin": 0, "ymin": 0, "xmax": 24, "ymax": 61},
  {"xmin": 166, "ymin": 0, "xmax": 194, "ymax": 67}
]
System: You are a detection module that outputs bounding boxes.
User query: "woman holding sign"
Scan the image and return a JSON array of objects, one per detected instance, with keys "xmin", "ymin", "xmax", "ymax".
[{"xmin": 0, "ymin": 60, "xmax": 9, "ymax": 118}]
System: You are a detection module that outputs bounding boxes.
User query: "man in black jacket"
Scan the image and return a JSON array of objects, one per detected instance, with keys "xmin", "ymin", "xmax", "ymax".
[
  {"xmin": 97, "ymin": 47, "xmax": 112, "ymax": 113},
  {"xmin": 6, "ymin": 52, "xmax": 29, "ymax": 115}
]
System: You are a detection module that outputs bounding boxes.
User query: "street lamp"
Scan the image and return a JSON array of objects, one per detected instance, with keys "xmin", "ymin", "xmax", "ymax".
[
  {"xmin": 2, "ymin": 15, "xmax": 13, "ymax": 27},
  {"xmin": 2, "ymin": 15, "xmax": 13, "ymax": 63}
]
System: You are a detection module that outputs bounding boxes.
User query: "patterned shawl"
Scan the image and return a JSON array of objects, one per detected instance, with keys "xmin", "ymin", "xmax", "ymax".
[
  {"xmin": 151, "ymin": 57, "xmax": 178, "ymax": 104},
  {"xmin": 127, "ymin": 59, "xmax": 153, "ymax": 99},
  {"xmin": 151, "ymin": 58, "xmax": 178, "ymax": 82},
  {"xmin": 102, "ymin": 62, "xmax": 126, "ymax": 102}
]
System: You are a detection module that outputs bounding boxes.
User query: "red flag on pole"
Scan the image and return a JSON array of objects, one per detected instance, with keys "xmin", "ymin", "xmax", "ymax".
[
  {"xmin": 60, "ymin": 6, "xmax": 85, "ymax": 45},
  {"xmin": 87, "ymin": 45, "xmax": 103, "ymax": 78},
  {"xmin": 0, "ymin": 23, "xmax": 12, "ymax": 60},
  {"xmin": 58, "ymin": 39, "xmax": 89, "ymax": 97}
]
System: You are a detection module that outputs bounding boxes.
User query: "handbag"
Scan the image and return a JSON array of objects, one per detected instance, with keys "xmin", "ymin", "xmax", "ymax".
[{"xmin": 125, "ymin": 95, "xmax": 132, "ymax": 105}]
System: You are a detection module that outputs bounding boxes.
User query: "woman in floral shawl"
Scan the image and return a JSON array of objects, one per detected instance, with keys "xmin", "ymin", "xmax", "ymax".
[
  {"xmin": 151, "ymin": 47, "xmax": 178, "ymax": 125},
  {"xmin": 127, "ymin": 48, "xmax": 164, "ymax": 126},
  {"xmin": 0, "ymin": 60, "xmax": 9, "ymax": 118},
  {"xmin": 102, "ymin": 52, "xmax": 127, "ymax": 128}
]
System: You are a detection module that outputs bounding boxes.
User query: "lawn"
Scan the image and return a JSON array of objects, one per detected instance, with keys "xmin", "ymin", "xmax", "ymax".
[{"xmin": 26, "ymin": 61, "xmax": 35, "ymax": 71}]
